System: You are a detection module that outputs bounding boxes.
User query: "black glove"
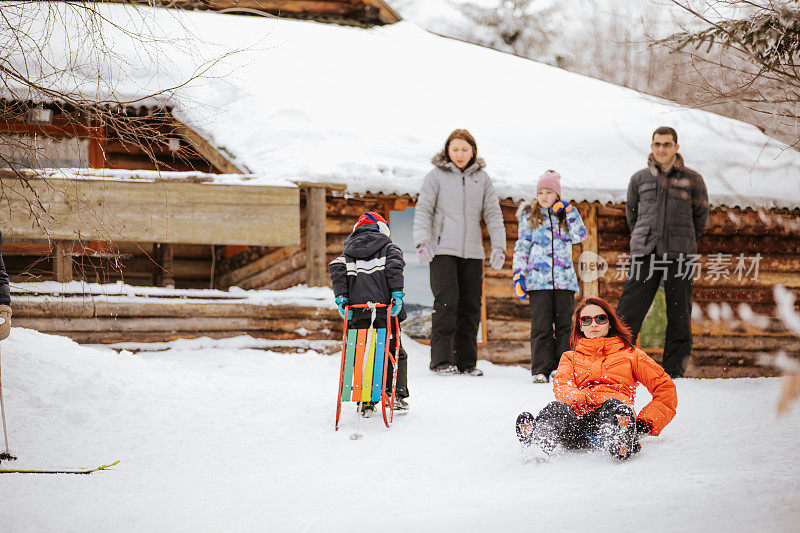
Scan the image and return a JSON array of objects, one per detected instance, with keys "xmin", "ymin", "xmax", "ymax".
[{"xmin": 635, "ymin": 419, "xmax": 651, "ymax": 437}]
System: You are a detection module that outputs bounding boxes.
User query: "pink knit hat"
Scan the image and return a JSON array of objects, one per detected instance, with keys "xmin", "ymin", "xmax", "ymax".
[{"xmin": 537, "ymin": 170, "xmax": 561, "ymax": 196}]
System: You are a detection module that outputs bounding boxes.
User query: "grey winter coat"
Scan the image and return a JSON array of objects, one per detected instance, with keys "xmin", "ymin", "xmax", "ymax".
[
  {"xmin": 413, "ymin": 153, "xmax": 506, "ymax": 260},
  {"xmin": 627, "ymin": 153, "xmax": 709, "ymax": 257}
]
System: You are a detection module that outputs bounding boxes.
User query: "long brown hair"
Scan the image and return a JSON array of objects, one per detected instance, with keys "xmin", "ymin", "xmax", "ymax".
[
  {"xmin": 441, "ymin": 128, "xmax": 477, "ymax": 168},
  {"xmin": 570, "ymin": 297, "xmax": 634, "ymax": 350},
  {"xmin": 526, "ymin": 198, "xmax": 568, "ymax": 234}
]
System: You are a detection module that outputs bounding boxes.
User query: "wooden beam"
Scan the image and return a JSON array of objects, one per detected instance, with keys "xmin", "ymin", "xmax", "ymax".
[
  {"xmin": 88, "ymin": 125, "xmax": 107, "ymax": 168},
  {"xmin": 153, "ymin": 243, "xmax": 175, "ymax": 288},
  {"xmin": 305, "ymin": 186, "xmax": 327, "ymax": 287},
  {"xmin": 363, "ymin": 0, "xmax": 401, "ymax": 23},
  {"xmin": 0, "ymin": 173, "xmax": 299, "ymax": 246},
  {"xmin": 11, "ymin": 300, "xmax": 339, "ymax": 320},
  {"xmin": 0, "ymin": 121, "xmax": 92, "ymax": 137},
  {"xmin": 53, "ymin": 240, "xmax": 73, "ymax": 282},
  {"xmin": 172, "ymin": 119, "xmax": 243, "ymax": 174},
  {"xmin": 294, "ymin": 181, "xmax": 347, "ymax": 191}
]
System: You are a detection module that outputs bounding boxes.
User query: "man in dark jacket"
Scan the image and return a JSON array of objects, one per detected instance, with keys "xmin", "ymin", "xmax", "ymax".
[
  {"xmin": 616, "ymin": 127, "xmax": 709, "ymax": 378},
  {"xmin": 0, "ymin": 231, "xmax": 11, "ymax": 341},
  {"xmin": 329, "ymin": 212, "xmax": 409, "ymax": 409}
]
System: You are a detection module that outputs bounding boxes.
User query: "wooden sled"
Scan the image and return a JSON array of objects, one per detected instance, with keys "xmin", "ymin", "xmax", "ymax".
[{"xmin": 335, "ymin": 302, "xmax": 400, "ymax": 430}]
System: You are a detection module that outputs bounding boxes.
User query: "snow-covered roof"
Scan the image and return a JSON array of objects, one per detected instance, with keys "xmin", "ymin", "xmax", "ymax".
[{"xmin": 5, "ymin": 3, "xmax": 800, "ymax": 209}]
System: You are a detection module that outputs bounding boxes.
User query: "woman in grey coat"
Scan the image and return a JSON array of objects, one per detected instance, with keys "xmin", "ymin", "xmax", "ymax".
[{"xmin": 413, "ymin": 129, "xmax": 506, "ymax": 375}]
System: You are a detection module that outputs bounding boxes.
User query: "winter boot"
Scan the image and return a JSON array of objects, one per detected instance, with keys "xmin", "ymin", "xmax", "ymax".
[
  {"xmin": 531, "ymin": 374, "xmax": 548, "ymax": 384},
  {"xmin": 394, "ymin": 397, "xmax": 409, "ymax": 411},
  {"xmin": 432, "ymin": 363, "xmax": 458, "ymax": 375},
  {"xmin": 515, "ymin": 412, "xmax": 536, "ymax": 446},
  {"xmin": 360, "ymin": 402, "xmax": 377, "ymax": 418},
  {"xmin": 604, "ymin": 410, "xmax": 638, "ymax": 461}
]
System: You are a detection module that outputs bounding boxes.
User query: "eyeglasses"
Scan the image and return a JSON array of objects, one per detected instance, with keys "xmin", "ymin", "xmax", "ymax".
[
  {"xmin": 579, "ymin": 314, "xmax": 608, "ymax": 326},
  {"xmin": 651, "ymin": 142, "xmax": 675, "ymax": 149}
]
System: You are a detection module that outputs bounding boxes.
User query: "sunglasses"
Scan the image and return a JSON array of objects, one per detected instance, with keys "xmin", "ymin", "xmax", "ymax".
[{"xmin": 579, "ymin": 314, "xmax": 609, "ymax": 327}]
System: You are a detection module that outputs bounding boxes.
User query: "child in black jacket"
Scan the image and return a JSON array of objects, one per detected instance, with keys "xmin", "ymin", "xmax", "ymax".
[{"xmin": 328, "ymin": 212, "xmax": 409, "ymax": 411}]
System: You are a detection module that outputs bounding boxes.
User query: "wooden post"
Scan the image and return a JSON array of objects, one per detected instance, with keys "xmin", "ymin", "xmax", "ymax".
[
  {"xmin": 53, "ymin": 240, "xmax": 73, "ymax": 282},
  {"xmin": 579, "ymin": 202, "xmax": 600, "ymax": 298},
  {"xmin": 306, "ymin": 186, "xmax": 327, "ymax": 287},
  {"xmin": 153, "ymin": 243, "xmax": 175, "ymax": 288}
]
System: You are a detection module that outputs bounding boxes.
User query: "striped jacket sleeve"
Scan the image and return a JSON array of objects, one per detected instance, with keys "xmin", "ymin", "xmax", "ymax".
[{"xmin": 328, "ymin": 255, "xmax": 348, "ymax": 297}]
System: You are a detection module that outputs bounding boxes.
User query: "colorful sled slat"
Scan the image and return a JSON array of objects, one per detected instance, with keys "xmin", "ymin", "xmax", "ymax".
[
  {"xmin": 361, "ymin": 329, "xmax": 377, "ymax": 402},
  {"xmin": 371, "ymin": 329, "xmax": 387, "ymax": 402},
  {"xmin": 341, "ymin": 329, "xmax": 358, "ymax": 402},
  {"xmin": 351, "ymin": 329, "xmax": 367, "ymax": 401}
]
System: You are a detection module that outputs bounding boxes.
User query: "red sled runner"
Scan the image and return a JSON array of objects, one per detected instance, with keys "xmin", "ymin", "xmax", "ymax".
[{"xmin": 335, "ymin": 302, "xmax": 400, "ymax": 430}]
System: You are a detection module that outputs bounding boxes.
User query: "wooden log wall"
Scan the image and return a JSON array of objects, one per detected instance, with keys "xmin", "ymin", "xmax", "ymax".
[
  {"xmin": 482, "ymin": 202, "xmax": 800, "ymax": 378},
  {"xmin": 217, "ymin": 193, "xmax": 392, "ymax": 290},
  {"xmin": 5, "ymin": 241, "xmax": 215, "ymax": 289},
  {"xmin": 12, "ymin": 299, "xmax": 341, "ymax": 352},
  {"xmin": 217, "ymin": 194, "xmax": 799, "ymax": 378},
  {"xmin": 596, "ymin": 205, "xmax": 800, "ymax": 314}
]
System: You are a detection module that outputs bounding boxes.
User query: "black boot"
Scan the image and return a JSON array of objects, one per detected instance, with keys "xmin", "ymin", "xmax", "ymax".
[
  {"xmin": 516, "ymin": 412, "xmax": 536, "ymax": 446},
  {"xmin": 595, "ymin": 400, "xmax": 638, "ymax": 461}
]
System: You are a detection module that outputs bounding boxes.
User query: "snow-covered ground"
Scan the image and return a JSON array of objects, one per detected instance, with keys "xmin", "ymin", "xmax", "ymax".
[{"xmin": 0, "ymin": 327, "xmax": 798, "ymax": 532}]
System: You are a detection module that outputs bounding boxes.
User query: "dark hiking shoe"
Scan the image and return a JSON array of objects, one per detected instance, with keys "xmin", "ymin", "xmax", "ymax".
[
  {"xmin": 394, "ymin": 397, "xmax": 409, "ymax": 411},
  {"xmin": 516, "ymin": 412, "xmax": 536, "ymax": 446},
  {"xmin": 461, "ymin": 367, "xmax": 484, "ymax": 376},
  {"xmin": 431, "ymin": 363, "xmax": 458, "ymax": 375},
  {"xmin": 531, "ymin": 374, "xmax": 548, "ymax": 384},
  {"xmin": 360, "ymin": 402, "xmax": 377, "ymax": 417}
]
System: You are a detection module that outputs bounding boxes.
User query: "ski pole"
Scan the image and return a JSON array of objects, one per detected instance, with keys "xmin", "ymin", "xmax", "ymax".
[{"xmin": 0, "ymin": 343, "xmax": 16, "ymax": 462}]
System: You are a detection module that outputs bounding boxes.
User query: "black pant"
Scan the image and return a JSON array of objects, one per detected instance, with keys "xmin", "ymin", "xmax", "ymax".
[
  {"xmin": 616, "ymin": 253, "xmax": 693, "ymax": 377},
  {"xmin": 349, "ymin": 317, "xmax": 409, "ymax": 399},
  {"xmin": 429, "ymin": 255, "xmax": 483, "ymax": 371},
  {"xmin": 534, "ymin": 400, "xmax": 635, "ymax": 450},
  {"xmin": 529, "ymin": 289, "xmax": 575, "ymax": 376}
]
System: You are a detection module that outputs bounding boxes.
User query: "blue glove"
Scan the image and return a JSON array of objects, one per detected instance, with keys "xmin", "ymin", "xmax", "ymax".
[
  {"xmin": 513, "ymin": 272, "xmax": 527, "ymax": 301},
  {"xmin": 390, "ymin": 291, "xmax": 404, "ymax": 317},
  {"xmin": 335, "ymin": 295, "xmax": 352, "ymax": 320},
  {"xmin": 551, "ymin": 200, "xmax": 572, "ymax": 222}
]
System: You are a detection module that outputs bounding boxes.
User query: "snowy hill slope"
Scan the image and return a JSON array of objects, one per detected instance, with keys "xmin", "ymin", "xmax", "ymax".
[{"xmin": 0, "ymin": 327, "xmax": 798, "ymax": 531}]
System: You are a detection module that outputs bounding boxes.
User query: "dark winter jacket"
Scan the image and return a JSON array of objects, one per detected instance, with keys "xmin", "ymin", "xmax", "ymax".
[
  {"xmin": 626, "ymin": 153, "xmax": 709, "ymax": 257},
  {"xmin": 0, "ymin": 232, "xmax": 9, "ymax": 305},
  {"xmin": 329, "ymin": 226, "xmax": 406, "ymax": 323},
  {"xmin": 413, "ymin": 153, "xmax": 506, "ymax": 260}
]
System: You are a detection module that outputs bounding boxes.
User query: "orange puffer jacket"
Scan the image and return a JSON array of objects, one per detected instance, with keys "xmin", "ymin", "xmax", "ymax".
[{"xmin": 553, "ymin": 336, "xmax": 677, "ymax": 436}]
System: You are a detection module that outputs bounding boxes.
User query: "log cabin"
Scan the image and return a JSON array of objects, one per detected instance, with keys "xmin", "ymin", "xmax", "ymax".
[{"xmin": 3, "ymin": 2, "xmax": 799, "ymax": 377}]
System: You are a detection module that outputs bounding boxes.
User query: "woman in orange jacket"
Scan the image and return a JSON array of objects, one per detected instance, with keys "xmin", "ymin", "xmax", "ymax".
[{"xmin": 515, "ymin": 297, "xmax": 677, "ymax": 460}]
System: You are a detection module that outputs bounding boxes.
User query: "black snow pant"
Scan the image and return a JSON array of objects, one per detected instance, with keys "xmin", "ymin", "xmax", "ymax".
[
  {"xmin": 534, "ymin": 400, "xmax": 636, "ymax": 451},
  {"xmin": 429, "ymin": 255, "xmax": 483, "ymax": 372},
  {"xmin": 616, "ymin": 253, "xmax": 693, "ymax": 377},
  {"xmin": 529, "ymin": 289, "xmax": 575, "ymax": 376},
  {"xmin": 349, "ymin": 316, "xmax": 409, "ymax": 399}
]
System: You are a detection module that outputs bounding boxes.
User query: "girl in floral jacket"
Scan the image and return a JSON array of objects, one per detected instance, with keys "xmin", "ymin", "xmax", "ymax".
[{"xmin": 513, "ymin": 171, "xmax": 587, "ymax": 383}]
